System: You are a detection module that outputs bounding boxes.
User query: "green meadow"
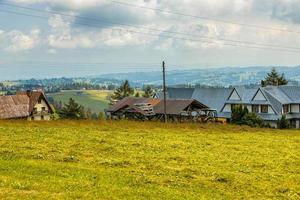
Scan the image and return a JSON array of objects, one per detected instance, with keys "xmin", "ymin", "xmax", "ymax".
[
  {"xmin": 0, "ymin": 121, "xmax": 299, "ymax": 199},
  {"xmin": 47, "ymin": 90, "xmax": 112, "ymax": 113}
]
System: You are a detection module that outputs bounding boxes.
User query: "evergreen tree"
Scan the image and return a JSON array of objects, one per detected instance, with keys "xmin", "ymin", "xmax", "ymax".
[
  {"xmin": 277, "ymin": 115, "xmax": 290, "ymax": 129},
  {"xmin": 135, "ymin": 92, "xmax": 140, "ymax": 97},
  {"xmin": 261, "ymin": 68, "xmax": 288, "ymax": 87},
  {"xmin": 143, "ymin": 85, "xmax": 154, "ymax": 98},
  {"xmin": 231, "ymin": 105, "xmax": 249, "ymax": 125},
  {"xmin": 110, "ymin": 80, "xmax": 134, "ymax": 103},
  {"xmin": 59, "ymin": 98, "xmax": 84, "ymax": 119}
]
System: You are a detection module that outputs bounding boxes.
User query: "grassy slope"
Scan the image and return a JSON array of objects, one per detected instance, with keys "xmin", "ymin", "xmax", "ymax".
[
  {"xmin": 0, "ymin": 121, "xmax": 299, "ymax": 199},
  {"xmin": 48, "ymin": 90, "xmax": 112, "ymax": 113}
]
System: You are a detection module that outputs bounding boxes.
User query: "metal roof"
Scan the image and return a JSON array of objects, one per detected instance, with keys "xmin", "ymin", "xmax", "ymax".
[{"xmin": 192, "ymin": 88, "xmax": 232, "ymax": 112}]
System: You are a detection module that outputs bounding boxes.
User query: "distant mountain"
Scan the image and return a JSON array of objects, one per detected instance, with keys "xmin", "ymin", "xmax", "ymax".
[
  {"xmin": 2, "ymin": 66, "xmax": 300, "ymax": 90},
  {"xmin": 93, "ymin": 66, "xmax": 300, "ymax": 87}
]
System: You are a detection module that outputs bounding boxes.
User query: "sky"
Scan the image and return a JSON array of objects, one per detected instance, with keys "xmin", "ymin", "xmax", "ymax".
[{"xmin": 0, "ymin": 0, "xmax": 300, "ymax": 80}]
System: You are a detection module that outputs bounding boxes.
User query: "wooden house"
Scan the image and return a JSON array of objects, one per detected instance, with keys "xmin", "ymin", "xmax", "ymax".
[{"xmin": 0, "ymin": 90, "xmax": 54, "ymax": 120}]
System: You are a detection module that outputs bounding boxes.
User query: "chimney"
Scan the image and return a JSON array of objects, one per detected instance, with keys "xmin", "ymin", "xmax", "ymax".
[{"xmin": 26, "ymin": 90, "xmax": 32, "ymax": 97}]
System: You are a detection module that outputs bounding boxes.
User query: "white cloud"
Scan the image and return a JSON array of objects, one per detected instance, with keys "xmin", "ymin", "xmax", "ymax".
[{"xmin": 5, "ymin": 28, "xmax": 40, "ymax": 52}]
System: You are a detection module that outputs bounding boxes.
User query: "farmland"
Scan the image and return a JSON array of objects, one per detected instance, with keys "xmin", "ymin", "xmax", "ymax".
[
  {"xmin": 47, "ymin": 90, "xmax": 112, "ymax": 112},
  {"xmin": 0, "ymin": 121, "xmax": 299, "ymax": 199}
]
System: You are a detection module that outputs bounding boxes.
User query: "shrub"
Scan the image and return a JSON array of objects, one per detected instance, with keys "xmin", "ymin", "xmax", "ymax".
[
  {"xmin": 243, "ymin": 112, "xmax": 264, "ymax": 127},
  {"xmin": 277, "ymin": 115, "xmax": 289, "ymax": 129},
  {"xmin": 231, "ymin": 105, "xmax": 264, "ymax": 127},
  {"xmin": 231, "ymin": 105, "xmax": 248, "ymax": 125},
  {"xmin": 98, "ymin": 112, "xmax": 106, "ymax": 120}
]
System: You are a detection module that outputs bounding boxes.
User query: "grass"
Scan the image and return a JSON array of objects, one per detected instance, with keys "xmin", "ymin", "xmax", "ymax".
[
  {"xmin": 0, "ymin": 121, "xmax": 299, "ymax": 199},
  {"xmin": 47, "ymin": 90, "xmax": 112, "ymax": 113}
]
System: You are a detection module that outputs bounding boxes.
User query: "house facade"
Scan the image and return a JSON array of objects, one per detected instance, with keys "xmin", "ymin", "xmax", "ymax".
[
  {"xmin": 156, "ymin": 86, "xmax": 300, "ymax": 128},
  {"xmin": 0, "ymin": 90, "xmax": 54, "ymax": 120}
]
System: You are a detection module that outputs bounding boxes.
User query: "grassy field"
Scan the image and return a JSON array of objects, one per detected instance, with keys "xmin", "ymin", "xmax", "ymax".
[
  {"xmin": 47, "ymin": 90, "xmax": 112, "ymax": 113},
  {"xmin": 0, "ymin": 121, "xmax": 299, "ymax": 199}
]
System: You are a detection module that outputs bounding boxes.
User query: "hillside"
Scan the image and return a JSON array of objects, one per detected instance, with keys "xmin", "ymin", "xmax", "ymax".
[
  {"xmin": 0, "ymin": 121, "xmax": 299, "ymax": 199},
  {"xmin": 47, "ymin": 90, "xmax": 112, "ymax": 113}
]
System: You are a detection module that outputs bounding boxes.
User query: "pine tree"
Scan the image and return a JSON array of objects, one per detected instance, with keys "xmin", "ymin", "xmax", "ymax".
[
  {"xmin": 261, "ymin": 68, "xmax": 288, "ymax": 87},
  {"xmin": 143, "ymin": 85, "xmax": 154, "ymax": 98},
  {"xmin": 135, "ymin": 92, "xmax": 140, "ymax": 97},
  {"xmin": 59, "ymin": 98, "xmax": 84, "ymax": 119},
  {"xmin": 110, "ymin": 80, "xmax": 134, "ymax": 104}
]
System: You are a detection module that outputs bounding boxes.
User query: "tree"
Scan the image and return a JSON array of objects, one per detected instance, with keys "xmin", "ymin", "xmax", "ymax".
[
  {"xmin": 261, "ymin": 68, "xmax": 288, "ymax": 87},
  {"xmin": 59, "ymin": 98, "xmax": 84, "ymax": 119},
  {"xmin": 110, "ymin": 80, "xmax": 134, "ymax": 103},
  {"xmin": 231, "ymin": 105, "xmax": 249, "ymax": 125},
  {"xmin": 135, "ymin": 92, "xmax": 140, "ymax": 97},
  {"xmin": 143, "ymin": 85, "xmax": 154, "ymax": 98}
]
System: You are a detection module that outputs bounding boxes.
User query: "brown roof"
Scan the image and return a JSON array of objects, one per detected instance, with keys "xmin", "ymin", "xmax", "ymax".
[
  {"xmin": 107, "ymin": 97, "xmax": 161, "ymax": 112},
  {"xmin": 0, "ymin": 91, "xmax": 53, "ymax": 119},
  {"xmin": 154, "ymin": 99, "xmax": 208, "ymax": 115},
  {"xmin": 107, "ymin": 97, "xmax": 208, "ymax": 115}
]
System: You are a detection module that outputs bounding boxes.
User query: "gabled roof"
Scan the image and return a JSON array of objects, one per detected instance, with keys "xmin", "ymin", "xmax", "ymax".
[
  {"xmin": 154, "ymin": 99, "xmax": 208, "ymax": 115},
  {"xmin": 0, "ymin": 91, "xmax": 54, "ymax": 119},
  {"xmin": 192, "ymin": 88, "xmax": 233, "ymax": 112}
]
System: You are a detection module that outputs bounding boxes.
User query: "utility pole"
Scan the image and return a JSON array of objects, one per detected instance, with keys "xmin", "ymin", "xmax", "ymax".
[{"xmin": 162, "ymin": 61, "xmax": 167, "ymax": 123}]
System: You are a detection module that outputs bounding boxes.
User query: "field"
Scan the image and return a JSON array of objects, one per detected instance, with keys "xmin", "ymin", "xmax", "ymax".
[
  {"xmin": 47, "ymin": 90, "xmax": 112, "ymax": 113},
  {"xmin": 0, "ymin": 121, "xmax": 299, "ymax": 199}
]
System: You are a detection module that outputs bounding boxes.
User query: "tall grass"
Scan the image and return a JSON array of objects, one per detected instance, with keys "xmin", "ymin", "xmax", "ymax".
[{"xmin": 0, "ymin": 121, "xmax": 299, "ymax": 199}]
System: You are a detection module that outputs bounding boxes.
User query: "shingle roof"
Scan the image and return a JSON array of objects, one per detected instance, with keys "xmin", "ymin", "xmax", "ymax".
[
  {"xmin": 0, "ymin": 95, "xmax": 30, "ymax": 119},
  {"xmin": 0, "ymin": 91, "xmax": 53, "ymax": 119}
]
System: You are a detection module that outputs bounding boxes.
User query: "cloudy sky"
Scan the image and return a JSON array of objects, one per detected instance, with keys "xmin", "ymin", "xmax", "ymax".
[{"xmin": 0, "ymin": 0, "xmax": 300, "ymax": 80}]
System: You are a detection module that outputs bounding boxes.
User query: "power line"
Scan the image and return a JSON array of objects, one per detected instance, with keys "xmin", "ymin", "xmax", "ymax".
[
  {"xmin": 1, "ymin": 2, "xmax": 300, "ymax": 51},
  {"xmin": 0, "ymin": 7, "xmax": 300, "ymax": 53},
  {"xmin": 111, "ymin": 0, "xmax": 300, "ymax": 34}
]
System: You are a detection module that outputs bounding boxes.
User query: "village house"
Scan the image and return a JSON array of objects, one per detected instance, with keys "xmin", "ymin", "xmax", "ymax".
[
  {"xmin": 155, "ymin": 86, "xmax": 300, "ymax": 128},
  {"xmin": 0, "ymin": 90, "xmax": 54, "ymax": 120}
]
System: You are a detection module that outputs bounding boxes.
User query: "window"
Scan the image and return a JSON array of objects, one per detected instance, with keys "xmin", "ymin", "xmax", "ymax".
[
  {"xmin": 33, "ymin": 108, "xmax": 37, "ymax": 113},
  {"xmin": 41, "ymin": 115, "xmax": 44, "ymax": 120},
  {"xmin": 252, "ymin": 105, "xmax": 259, "ymax": 113},
  {"xmin": 283, "ymin": 105, "xmax": 290, "ymax": 113},
  {"xmin": 38, "ymin": 99, "xmax": 42, "ymax": 104},
  {"xmin": 261, "ymin": 105, "xmax": 268, "ymax": 113},
  {"xmin": 42, "ymin": 107, "xmax": 46, "ymax": 111}
]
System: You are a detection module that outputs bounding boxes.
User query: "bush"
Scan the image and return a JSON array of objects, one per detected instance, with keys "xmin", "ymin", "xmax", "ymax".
[
  {"xmin": 231, "ymin": 105, "xmax": 249, "ymax": 125},
  {"xmin": 243, "ymin": 112, "xmax": 264, "ymax": 127},
  {"xmin": 231, "ymin": 105, "xmax": 264, "ymax": 127},
  {"xmin": 277, "ymin": 115, "xmax": 289, "ymax": 129},
  {"xmin": 98, "ymin": 112, "xmax": 106, "ymax": 120}
]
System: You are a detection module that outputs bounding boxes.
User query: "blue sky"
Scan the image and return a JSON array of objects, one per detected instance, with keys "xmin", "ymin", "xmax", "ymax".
[{"xmin": 0, "ymin": 0, "xmax": 300, "ymax": 80}]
